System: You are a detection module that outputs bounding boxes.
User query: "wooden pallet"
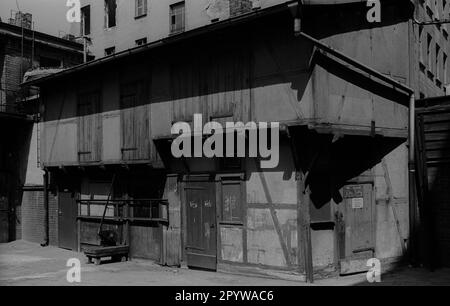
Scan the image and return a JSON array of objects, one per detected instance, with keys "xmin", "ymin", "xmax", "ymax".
[{"xmin": 84, "ymin": 245, "xmax": 130, "ymax": 265}]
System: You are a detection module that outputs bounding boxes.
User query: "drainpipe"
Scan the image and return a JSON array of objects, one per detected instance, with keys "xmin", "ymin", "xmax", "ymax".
[
  {"xmin": 408, "ymin": 93, "xmax": 417, "ymax": 265},
  {"xmin": 41, "ymin": 169, "xmax": 49, "ymax": 247}
]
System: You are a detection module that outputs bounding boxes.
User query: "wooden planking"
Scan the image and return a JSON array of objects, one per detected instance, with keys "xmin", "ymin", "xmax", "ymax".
[
  {"xmin": 120, "ymin": 81, "xmax": 150, "ymax": 160},
  {"xmin": 171, "ymin": 47, "xmax": 250, "ymax": 125},
  {"xmin": 77, "ymin": 92, "xmax": 102, "ymax": 163},
  {"xmin": 129, "ymin": 223, "xmax": 161, "ymax": 260},
  {"xmin": 80, "ymin": 221, "xmax": 120, "ymax": 246},
  {"xmin": 161, "ymin": 174, "xmax": 181, "ymax": 266}
]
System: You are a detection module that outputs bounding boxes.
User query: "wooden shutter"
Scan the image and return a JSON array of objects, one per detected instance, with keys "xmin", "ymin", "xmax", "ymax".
[
  {"xmin": 120, "ymin": 81, "xmax": 149, "ymax": 161},
  {"xmin": 78, "ymin": 92, "xmax": 101, "ymax": 163}
]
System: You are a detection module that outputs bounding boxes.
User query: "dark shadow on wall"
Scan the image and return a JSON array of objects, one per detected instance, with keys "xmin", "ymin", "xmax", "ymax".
[
  {"xmin": 416, "ymin": 101, "xmax": 450, "ymax": 269},
  {"xmin": 39, "ymin": 1, "xmax": 414, "ymax": 122},
  {"xmin": 289, "ymin": 125, "xmax": 405, "ymax": 208},
  {"xmin": 0, "ymin": 116, "xmax": 33, "ymax": 242}
]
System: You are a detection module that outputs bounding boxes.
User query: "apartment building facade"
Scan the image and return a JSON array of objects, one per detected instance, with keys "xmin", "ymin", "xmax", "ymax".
[
  {"xmin": 76, "ymin": 0, "xmax": 286, "ymax": 59},
  {"xmin": 416, "ymin": 0, "xmax": 450, "ymax": 98}
]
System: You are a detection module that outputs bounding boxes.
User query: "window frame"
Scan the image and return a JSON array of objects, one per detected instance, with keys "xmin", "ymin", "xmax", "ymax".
[
  {"xmin": 104, "ymin": 0, "xmax": 117, "ymax": 29},
  {"xmin": 217, "ymin": 174, "xmax": 245, "ymax": 226},
  {"xmin": 135, "ymin": 0, "xmax": 148, "ymax": 18},
  {"xmin": 81, "ymin": 5, "xmax": 91, "ymax": 36},
  {"xmin": 427, "ymin": 33, "xmax": 434, "ymax": 79},
  {"xmin": 105, "ymin": 46, "xmax": 116, "ymax": 56},
  {"xmin": 436, "ymin": 43, "xmax": 441, "ymax": 82},
  {"xmin": 170, "ymin": 1, "xmax": 186, "ymax": 34},
  {"xmin": 135, "ymin": 37, "xmax": 148, "ymax": 46},
  {"xmin": 443, "ymin": 52, "xmax": 448, "ymax": 85}
]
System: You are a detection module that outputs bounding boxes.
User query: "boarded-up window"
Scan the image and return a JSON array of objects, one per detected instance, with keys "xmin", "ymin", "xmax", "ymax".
[
  {"xmin": 220, "ymin": 178, "xmax": 243, "ymax": 224},
  {"xmin": 170, "ymin": 2, "xmax": 185, "ymax": 34},
  {"xmin": 120, "ymin": 81, "xmax": 150, "ymax": 160},
  {"xmin": 77, "ymin": 92, "xmax": 101, "ymax": 163}
]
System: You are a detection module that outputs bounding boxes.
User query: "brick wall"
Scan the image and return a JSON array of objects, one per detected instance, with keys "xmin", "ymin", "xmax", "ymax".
[
  {"xmin": 49, "ymin": 193, "xmax": 58, "ymax": 246},
  {"xmin": 229, "ymin": 0, "xmax": 253, "ymax": 17},
  {"xmin": 21, "ymin": 188, "xmax": 58, "ymax": 246},
  {"xmin": 21, "ymin": 189, "xmax": 45, "ymax": 243}
]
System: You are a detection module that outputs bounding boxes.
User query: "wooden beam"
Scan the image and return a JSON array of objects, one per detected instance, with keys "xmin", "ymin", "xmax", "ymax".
[{"xmin": 299, "ymin": 172, "xmax": 314, "ymax": 283}]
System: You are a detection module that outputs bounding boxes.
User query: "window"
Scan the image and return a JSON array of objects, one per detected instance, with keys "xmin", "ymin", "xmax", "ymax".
[
  {"xmin": 436, "ymin": 44, "xmax": 441, "ymax": 79},
  {"xmin": 81, "ymin": 5, "xmax": 91, "ymax": 36},
  {"xmin": 219, "ymin": 176, "xmax": 244, "ymax": 224},
  {"xmin": 120, "ymin": 81, "xmax": 150, "ymax": 160},
  {"xmin": 77, "ymin": 92, "xmax": 101, "ymax": 162},
  {"xmin": 426, "ymin": 0, "xmax": 434, "ymax": 19},
  {"xmin": 419, "ymin": 26, "xmax": 425, "ymax": 65},
  {"xmin": 170, "ymin": 1, "xmax": 185, "ymax": 34},
  {"xmin": 135, "ymin": 0, "xmax": 147, "ymax": 18},
  {"xmin": 105, "ymin": 0, "xmax": 117, "ymax": 28},
  {"xmin": 434, "ymin": 0, "xmax": 440, "ymax": 20},
  {"xmin": 135, "ymin": 37, "xmax": 147, "ymax": 46},
  {"xmin": 105, "ymin": 47, "xmax": 115, "ymax": 56},
  {"xmin": 427, "ymin": 34, "xmax": 433, "ymax": 71},
  {"xmin": 444, "ymin": 53, "xmax": 448, "ymax": 84}
]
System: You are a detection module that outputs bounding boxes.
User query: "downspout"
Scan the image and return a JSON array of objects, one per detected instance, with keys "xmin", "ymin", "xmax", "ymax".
[
  {"xmin": 408, "ymin": 93, "xmax": 417, "ymax": 265},
  {"xmin": 41, "ymin": 169, "xmax": 49, "ymax": 247}
]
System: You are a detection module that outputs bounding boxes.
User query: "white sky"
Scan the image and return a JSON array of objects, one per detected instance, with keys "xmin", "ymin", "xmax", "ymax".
[{"xmin": 0, "ymin": 0, "xmax": 73, "ymax": 37}]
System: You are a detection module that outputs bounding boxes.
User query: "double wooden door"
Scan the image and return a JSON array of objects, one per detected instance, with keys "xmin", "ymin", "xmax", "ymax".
[{"xmin": 185, "ymin": 180, "xmax": 217, "ymax": 270}]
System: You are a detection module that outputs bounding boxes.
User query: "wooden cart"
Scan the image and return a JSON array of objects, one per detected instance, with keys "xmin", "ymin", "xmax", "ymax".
[{"xmin": 84, "ymin": 245, "xmax": 130, "ymax": 265}]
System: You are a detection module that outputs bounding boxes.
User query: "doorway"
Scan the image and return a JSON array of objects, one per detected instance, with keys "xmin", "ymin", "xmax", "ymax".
[
  {"xmin": 0, "ymin": 171, "xmax": 10, "ymax": 243},
  {"xmin": 58, "ymin": 191, "xmax": 78, "ymax": 250},
  {"xmin": 184, "ymin": 179, "xmax": 217, "ymax": 271},
  {"xmin": 336, "ymin": 183, "xmax": 375, "ymax": 274}
]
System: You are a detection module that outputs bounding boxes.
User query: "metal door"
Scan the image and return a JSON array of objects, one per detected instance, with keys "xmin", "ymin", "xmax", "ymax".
[
  {"xmin": 58, "ymin": 192, "xmax": 78, "ymax": 250},
  {"xmin": 337, "ymin": 183, "xmax": 375, "ymax": 274},
  {"xmin": 185, "ymin": 181, "xmax": 217, "ymax": 270}
]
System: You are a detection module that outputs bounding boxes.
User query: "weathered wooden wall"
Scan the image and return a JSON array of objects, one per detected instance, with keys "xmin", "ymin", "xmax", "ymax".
[
  {"xmin": 40, "ymin": 9, "xmax": 412, "ymax": 273},
  {"xmin": 40, "ymin": 12, "xmax": 409, "ymax": 168}
]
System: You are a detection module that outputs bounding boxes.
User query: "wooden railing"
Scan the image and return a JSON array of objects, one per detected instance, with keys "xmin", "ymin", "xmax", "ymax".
[{"xmin": 77, "ymin": 198, "xmax": 169, "ymax": 224}]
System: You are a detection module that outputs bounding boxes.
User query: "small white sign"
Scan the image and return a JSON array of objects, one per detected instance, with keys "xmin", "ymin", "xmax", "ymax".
[{"xmin": 352, "ymin": 197, "xmax": 364, "ymax": 209}]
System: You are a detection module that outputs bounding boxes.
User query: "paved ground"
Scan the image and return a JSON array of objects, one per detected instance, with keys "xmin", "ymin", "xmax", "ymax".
[{"xmin": 0, "ymin": 240, "xmax": 449, "ymax": 286}]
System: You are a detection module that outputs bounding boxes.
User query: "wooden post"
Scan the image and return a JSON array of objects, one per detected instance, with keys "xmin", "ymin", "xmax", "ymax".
[{"xmin": 298, "ymin": 171, "xmax": 314, "ymax": 283}]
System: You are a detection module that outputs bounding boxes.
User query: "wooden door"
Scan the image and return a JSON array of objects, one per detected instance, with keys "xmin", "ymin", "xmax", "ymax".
[
  {"xmin": 185, "ymin": 181, "xmax": 217, "ymax": 270},
  {"xmin": 58, "ymin": 192, "xmax": 78, "ymax": 250},
  {"xmin": 120, "ymin": 81, "xmax": 149, "ymax": 161},
  {"xmin": 0, "ymin": 195, "xmax": 9, "ymax": 243},
  {"xmin": 77, "ymin": 92, "xmax": 101, "ymax": 163},
  {"xmin": 0, "ymin": 171, "xmax": 10, "ymax": 242},
  {"xmin": 337, "ymin": 184, "xmax": 375, "ymax": 274}
]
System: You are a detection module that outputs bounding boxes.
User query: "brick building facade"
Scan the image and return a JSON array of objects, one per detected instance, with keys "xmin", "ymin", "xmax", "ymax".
[{"xmin": 0, "ymin": 19, "xmax": 84, "ymax": 244}]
